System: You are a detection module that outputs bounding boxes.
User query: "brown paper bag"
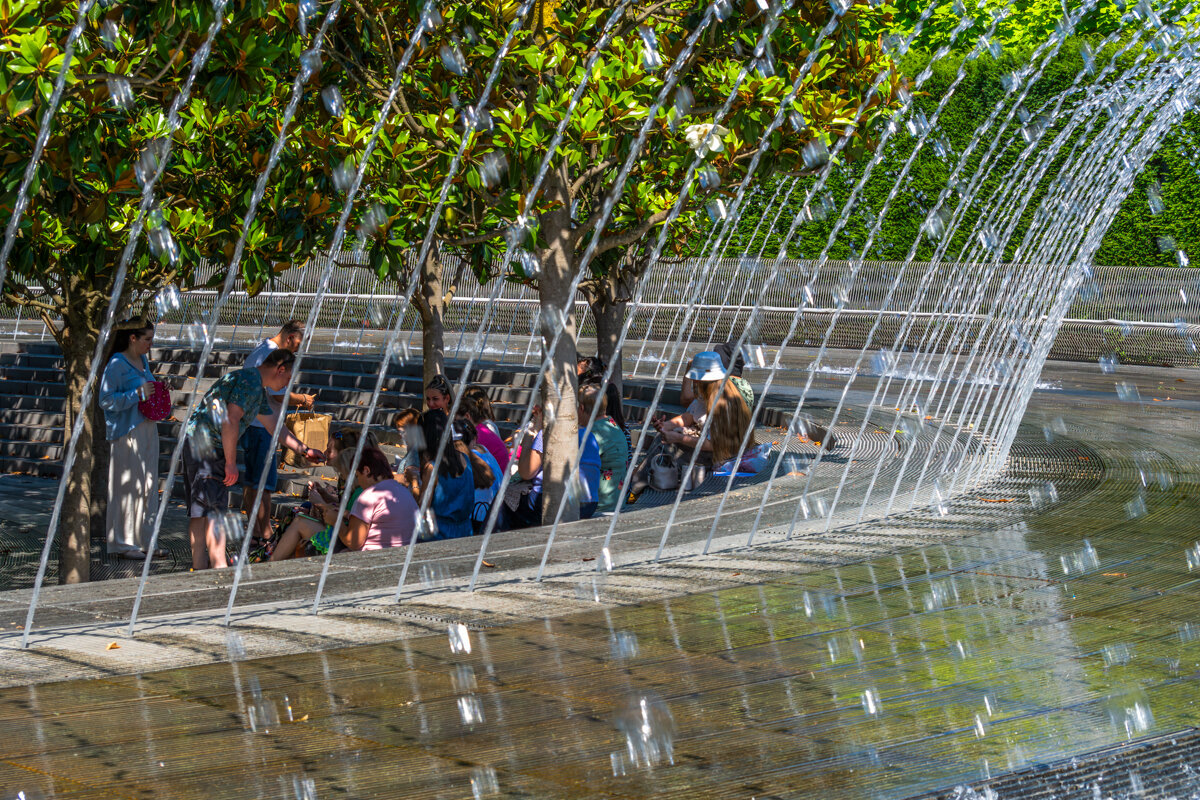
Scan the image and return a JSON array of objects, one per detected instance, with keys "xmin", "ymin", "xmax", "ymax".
[{"xmin": 282, "ymin": 412, "xmax": 331, "ymax": 467}]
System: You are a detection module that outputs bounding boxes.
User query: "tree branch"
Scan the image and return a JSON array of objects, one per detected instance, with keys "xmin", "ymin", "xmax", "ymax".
[
  {"xmin": 592, "ymin": 208, "xmax": 673, "ymax": 257},
  {"xmin": 569, "ymin": 158, "xmax": 619, "ymax": 196}
]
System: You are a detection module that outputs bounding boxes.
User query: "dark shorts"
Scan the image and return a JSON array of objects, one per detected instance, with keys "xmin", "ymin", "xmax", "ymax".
[
  {"xmin": 182, "ymin": 442, "xmax": 230, "ymax": 519},
  {"xmin": 240, "ymin": 425, "xmax": 279, "ymax": 492}
]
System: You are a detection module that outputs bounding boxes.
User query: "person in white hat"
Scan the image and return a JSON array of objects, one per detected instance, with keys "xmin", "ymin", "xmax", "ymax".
[{"xmin": 625, "ymin": 351, "xmax": 756, "ymax": 502}]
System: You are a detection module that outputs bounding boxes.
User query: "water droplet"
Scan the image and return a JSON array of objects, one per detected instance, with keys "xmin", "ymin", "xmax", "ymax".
[
  {"xmin": 100, "ymin": 18, "xmax": 120, "ymax": 51},
  {"xmin": 191, "ymin": 425, "xmax": 216, "ymax": 460},
  {"xmin": 448, "ymin": 622, "xmax": 472, "ymax": 654},
  {"xmin": 298, "ymin": 49, "xmax": 321, "ymax": 82},
  {"xmin": 457, "ymin": 694, "xmax": 485, "ymax": 726},
  {"xmin": 419, "ymin": 563, "xmax": 451, "ymax": 588},
  {"xmin": 973, "ymin": 713, "xmax": 989, "ymax": 738},
  {"xmin": 1147, "ymin": 183, "xmax": 1164, "ymax": 215},
  {"xmin": 225, "ymin": 630, "xmax": 246, "ymax": 661},
  {"xmin": 1115, "ymin": 381, "xmax": 1140, "ymax": 403},
  {"xmin": 470, "ymin": 765, "xmax": 499, "ymax": 799},
  {"xmin": 906, "ymin": 109, "xmax": 931, "ymax": 137},
  {"xmin": 697, "ymin": 166, "xmax": 721, "ymax": 191},
  {"xmin": 638, "ymin": 26, "xmax": 663, "ymax": 71},
  {"xmin": 1124, "ymin": 493, "xmax": 1147, "ymax": 519},
  {"xmin": 320, "ymin": 85, "xmax": 345, "ymax": 117},
  {"xmin": 134, "ymin": 139, "xmax": 168, "ymax": 188},
  {"xmin": 357, "ymin": 203, "xmax": 388, "ymax": 241},
  {"xmin": 513, "ymin": 248, "xmax": 539, "ymax": 278},
  {"xmin": 106, "ymin": 77, "xmax": 133, "ymax": 111},
  {"xmin": 923, "ymin": 578, "xmax": 959, "ymax": 611},
  {"xmin": 740, "ymin": 343, "xmax": 766, "ymax": 368},
  {"xmin": 440, "ymin": 43, "xmax": 466, "ymax": 75},
  {"xmin": 754, "ymin": 51, "xmax": 775, "ymax": 77},
  {"xmin": 861, "ymin": 688, "xmax": 881, "ymax": 716},
  {"xmin": 1079, "ymin": 42, "xmax": 1096, "ymax": 74},
  {"xmin": 421, "ymin": 2, "xmax": 444, "ymax": 30},
  {"xmin": 1106, "ymin": 687, "xmax": 1154, "ymax": 738},
  {"xmin": 870, "ymin": 349, "xmax": 896, "ymax": 375},
  {"xmin": 1186, "ymin": 542, "xmax": 1200, "ymax": 571},
  {"xmin": 1178, "ymin": 250, "xmax": 1190, "ymax": 268},
  {"xmin": 669, "ymin": 85, "xmax": 693, "ymax": 132},
  {"xmin": 614, "ymin": 693, "xmax": 676, "ymax": 768},
  {"xmin": 1060, "ymin": 540, "xmax": 1100, "ymax": 575},
  {"xmin": 1028, "ymin": 481, "xmax": 1059, "ymax": 510},
  {"xmin": 712, "ymin": 0, "xmax": 734, "ymax": 21},
  {"xmin": 297, "ymin": 0, "xmax": 318, "ymax": 35},
  {"xmin": 1099, "ymin": 353, "xmax": 1118, "ymax": 373},
  {"xmin": 331, "ymin": 157, "xmax": 356, "ymax": 194},
  {"xmin": 146, "ymin": 221, "xmax": 180, "ymax": 266},
  {"xmin": 1102, "ymin": 642, "xmax": 1134, "ymax": 666},
  {"xmin": 207, "ymin": 397, "xmax": 229, "ymax": 428},
  {"xmin": 609, "ymin": 630, "xmax": 639, "ymax": 660},
  {"xmin": 802, "ymin": 138, "xmax": 830, "ymax": 170},
  {"xmin": 154, "ymin": 284, "xmax": 182, "ymax": 319},
  {"xmin": 451, "ymin": 664, "xmax": 477, "ymax": 693},
  {"xmin": 479, "ymin": 150, "xmax": 508, "ymax": 189},
  {"xmin": 706, "ymin": 199, "xmax": 727, "ymax": 223},
  {"xmin": 575, "ymin": 574, "xmax": 605, "ymax": 602}
]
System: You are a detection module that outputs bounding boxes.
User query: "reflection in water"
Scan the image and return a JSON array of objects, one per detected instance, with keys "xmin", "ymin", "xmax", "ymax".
[{"xmin": 3, "ymin": 476, "xmax": 1200, "ymax": 798}]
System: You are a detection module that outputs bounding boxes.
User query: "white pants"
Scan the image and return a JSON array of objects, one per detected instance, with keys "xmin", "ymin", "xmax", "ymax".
[{"xmin": 106, "ymin": 419, "xmax": 161, "ymax": 555}]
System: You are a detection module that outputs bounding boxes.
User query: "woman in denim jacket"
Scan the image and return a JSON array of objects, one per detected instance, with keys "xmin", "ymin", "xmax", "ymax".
[{"xmin": 99, "ymin": 319, "xmax": 163, "ymax": 560}]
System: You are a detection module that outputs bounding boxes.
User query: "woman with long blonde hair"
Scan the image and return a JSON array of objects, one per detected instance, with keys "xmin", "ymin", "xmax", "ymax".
[
  {"xmin": 627, "ymin": 351, "xmax": 756, "ymax": 501},
  {"xmin": 692, "ymin": 377, "xmax": 756, "ymax": 464}
]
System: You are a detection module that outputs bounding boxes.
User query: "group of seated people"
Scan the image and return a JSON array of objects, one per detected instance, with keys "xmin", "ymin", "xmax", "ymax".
[{"xmin": 266, "ymin": 343, "xmax": 763, "ymax": 561}]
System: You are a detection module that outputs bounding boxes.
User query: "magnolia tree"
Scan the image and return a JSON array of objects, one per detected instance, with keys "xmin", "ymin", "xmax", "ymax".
[
  {"xmin": 0, "ymin": 0, "xmax": 438, "ymax": 580},
  {"xmin": 341, "ymin": 0, "xmax": 906, "ymax": 519}
]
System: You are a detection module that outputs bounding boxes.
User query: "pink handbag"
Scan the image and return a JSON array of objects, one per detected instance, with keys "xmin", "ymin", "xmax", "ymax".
[{"xmin": 137, "ymin": 380, "xmax": 172, "ymax": 422}]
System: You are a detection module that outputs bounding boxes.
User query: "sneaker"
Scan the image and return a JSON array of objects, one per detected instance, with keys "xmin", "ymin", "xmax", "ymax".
[{"xmin": 116, "ymin": 550, "xmax": 147, "ymax": 561}]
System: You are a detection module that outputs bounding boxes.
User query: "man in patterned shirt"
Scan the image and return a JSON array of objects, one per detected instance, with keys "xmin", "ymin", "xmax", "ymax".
[{"xmin": 182, "ymin": 348, "xmax": 324, "ymax": 570}]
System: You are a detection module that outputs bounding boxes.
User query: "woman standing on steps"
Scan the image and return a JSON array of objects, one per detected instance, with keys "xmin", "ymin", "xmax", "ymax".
[{"xmin": 99, "ymin": 319, "xmax": 165, "ymax": 561}]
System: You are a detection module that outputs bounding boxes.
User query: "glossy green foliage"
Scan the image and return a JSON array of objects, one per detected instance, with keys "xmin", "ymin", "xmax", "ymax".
[{"xmin": 0, "ymin": 0, "xmax": 906, "ymax": 313}]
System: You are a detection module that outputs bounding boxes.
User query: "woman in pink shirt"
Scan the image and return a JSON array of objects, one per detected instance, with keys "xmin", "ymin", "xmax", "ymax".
[
  {"xmin": 337, "ymin": 448, "xmax": 419, "ymax": 550},
  {"xmin": 461, "ymin": 386, "xmax": 510, "ymax": 470}
]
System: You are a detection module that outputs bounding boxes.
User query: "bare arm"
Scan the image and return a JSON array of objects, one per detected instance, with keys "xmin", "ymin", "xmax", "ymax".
[
  {"xmin": 340, "ymin": 516, "xmax": 370, "ymax": 551},
  {"xmin": 256, "ymin": 412, "xmax": 312, "ymax": 454},
  {"xmin": 517, "ymin": 433, "xmax": 542, "ymax": 481},
  {"xmin": 221, "ymin": 405, "xmax": 244, "ymax": 486}
]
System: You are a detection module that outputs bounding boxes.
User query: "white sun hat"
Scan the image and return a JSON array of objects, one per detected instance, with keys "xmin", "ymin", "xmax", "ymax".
[{"xmin": 686, "ymin": 351, "xmax": 728, "ymax": 381}]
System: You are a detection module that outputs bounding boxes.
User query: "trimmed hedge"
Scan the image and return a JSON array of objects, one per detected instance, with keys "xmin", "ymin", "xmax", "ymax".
[{"xmin": 720, "ymin": 36, "xmax": 1198, "ymax": 269}]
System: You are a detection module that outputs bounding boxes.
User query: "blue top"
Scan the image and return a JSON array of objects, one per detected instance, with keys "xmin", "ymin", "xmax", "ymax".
[
  {"xmin": 530, "ymin": 430, "xmax": 602, "ymax": 506},
  {"xmin": 432, "ymin": 457, "xmax": 475, "ymax": 539},
  {"xmin": 99, "ymin": 353, "xmax": 155, "ymax": 441}
]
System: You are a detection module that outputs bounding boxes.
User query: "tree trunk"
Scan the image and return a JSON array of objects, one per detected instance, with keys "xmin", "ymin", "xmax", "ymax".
[
  {"xmin": 58, "ymin": 310, "xmax": 100, "ymax": 584},
  {"xmin": 537, "ymin": 164, "xmax": 581, "ymax": 524},
  {"xmin": 590, "ymin": 293, "xmax": 625, "ymax": 394},
  {"xmin": 415, "ymin": 248, "xmax": 445, "ymax": 396}
]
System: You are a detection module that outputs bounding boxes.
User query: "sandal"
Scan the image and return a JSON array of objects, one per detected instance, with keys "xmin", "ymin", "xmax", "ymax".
[
  {"xmin": 147, "ymin": 548, "xmax": 169, "ymax": 559},
  {"xmin": 117, "ymin": 550, "xmax": 147, "ymax": 561}
]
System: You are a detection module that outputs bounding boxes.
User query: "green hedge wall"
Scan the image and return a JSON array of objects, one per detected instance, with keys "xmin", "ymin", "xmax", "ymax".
[{"xmin": 720, "ymin": 36, "xmax": 1198, "ymax": 270}]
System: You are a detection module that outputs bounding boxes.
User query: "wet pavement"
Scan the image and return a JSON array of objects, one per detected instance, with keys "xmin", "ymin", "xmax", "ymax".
[{"xmin": 3, "ymin": 363, "xmax": 1200, "ymax": 798}]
